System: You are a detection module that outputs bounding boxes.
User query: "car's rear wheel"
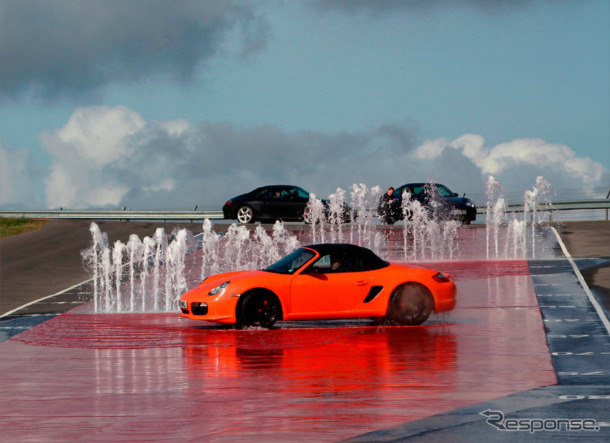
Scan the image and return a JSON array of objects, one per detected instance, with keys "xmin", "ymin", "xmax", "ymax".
[
  {"xmin": 387, "ymin": 283, "xmax": 434, "ymax": 325},
  {"xmin": 240, "ymin": 291, "xmax": 281, "ymax": 328},
  {"xmin": 237, "ymin": 205, "xmax": 254, "ymax": 223}
]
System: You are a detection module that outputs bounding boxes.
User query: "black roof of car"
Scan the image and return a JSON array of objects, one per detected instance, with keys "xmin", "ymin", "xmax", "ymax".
[
  {"xmin": 303, "ymin": 243, "xmax": 389, "ymax": 268},
  {"xmin": 397, "ymin": 182, "xmax": 447, "ymax": 188},
  {"xmin": 253, "ymin": 184, "xmax": 305, "ymax": 190},
  {"xmin": 239, "ymin": 185, "xmax": 307, "ymax": 195}
]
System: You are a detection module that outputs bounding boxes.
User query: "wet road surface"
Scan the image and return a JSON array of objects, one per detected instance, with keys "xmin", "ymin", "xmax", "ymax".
[{"xmin": 1, "ymin": 223, "xmax": 609, "ymax": 441}]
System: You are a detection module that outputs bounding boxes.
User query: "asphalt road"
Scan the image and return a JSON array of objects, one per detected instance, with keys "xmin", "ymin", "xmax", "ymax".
[
  {"xmin": 1, "ymin": 219, "xmax": 608, "ymax": 316},
  {"xmin": 0, "ymin": 220, "xmax": 204, "ymax": 315},
  {"xmin": 555, "ymin": 221, "xmax": 610, "ymax": 300}
]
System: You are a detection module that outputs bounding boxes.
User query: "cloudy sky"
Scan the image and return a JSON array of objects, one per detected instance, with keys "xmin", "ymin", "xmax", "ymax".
[{"xmin": 1, "ymin": 0, "xmax": 608, "ymax": 210}]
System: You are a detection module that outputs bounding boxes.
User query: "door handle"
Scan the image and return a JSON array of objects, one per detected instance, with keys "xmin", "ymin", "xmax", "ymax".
[{"xmin": 356, "ymin": 281, "xmax": 369, "ymax": 286}]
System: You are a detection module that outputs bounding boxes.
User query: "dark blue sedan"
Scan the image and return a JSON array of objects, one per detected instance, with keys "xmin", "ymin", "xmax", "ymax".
[
  {"xmin": 223, "ymin": 185, "xmax": 353, "ymax": 224},
  {"xmin": 381, "ymin": 183, "xmax": 477, "ymax": 224}
]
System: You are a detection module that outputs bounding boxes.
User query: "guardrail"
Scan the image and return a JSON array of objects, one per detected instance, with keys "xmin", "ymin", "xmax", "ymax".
[
  {"xmin": 479, "ymin": 200, "xmax": 610, "ymax": 221},
  {"xmin": 0, "ymin": 210, "xmax": 224, "ymax": 222},
  {"xmin": 1, "ymin": 199, "xmax": 609, "ymax": 222}
]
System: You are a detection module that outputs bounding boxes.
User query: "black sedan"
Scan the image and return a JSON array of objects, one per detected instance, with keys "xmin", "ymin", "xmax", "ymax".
[
  {"xmin": 223, "ymin": 185, "xmax": 353, "ymax": 224},
  {"xmin": 381, "ymin": 183, "xmax": 477, "ymax": 224}
]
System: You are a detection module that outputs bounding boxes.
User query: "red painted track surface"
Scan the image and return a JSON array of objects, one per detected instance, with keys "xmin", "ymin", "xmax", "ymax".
[{"xmin": 0, "ymin": 259, "xmax": 557, "ymax": 441}]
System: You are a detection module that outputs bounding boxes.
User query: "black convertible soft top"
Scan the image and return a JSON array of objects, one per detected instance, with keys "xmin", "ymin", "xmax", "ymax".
[{"xmin": 303, "ymin": 243, "xmax": 389, "ymax": 271}]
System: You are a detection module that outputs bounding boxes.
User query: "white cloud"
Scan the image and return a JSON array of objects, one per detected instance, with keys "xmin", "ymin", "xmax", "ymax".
[
  {"xmin": 159, "ymin": 120, "xmax": 192, "ymax": 137},
  {"xmin": 40, "ymin": 106, "xmax": 145, "ymax": 208},
  {"xmin": 422, "ymin": 135, "xmax": 606, "ymax": 187},
  {"xmin": 413, "ymin": 138, "xmax": 448, "ymax": 159},
  {"xmin": 448, "ymin": 134, "xmax": 488, "ymax": 163},
  {"xmin": 2, "ymin": 105, "xmax": 607, "ymax": 210},
  {"xmin": 43, "ymin": 105, "xmax": 145, "ymax": 166}
]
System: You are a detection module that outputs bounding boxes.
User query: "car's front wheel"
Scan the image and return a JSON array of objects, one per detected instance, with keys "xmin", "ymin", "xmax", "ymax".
[
  {"xmin": 237, "ymin": 205, "xmax": 254, "ymax": 223},
  {"xmin": 239, "ymin": 291, "xmax": 281, "ymax": 328},
  {"xmin": 387, "ymin": 283, "xmax": 434, "ymax": 325}
]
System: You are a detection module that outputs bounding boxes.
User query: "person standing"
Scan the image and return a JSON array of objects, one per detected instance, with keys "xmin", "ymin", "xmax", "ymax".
[{"xmin": 378, "ymin": 187, "xmax": 398, "ymax": 224}]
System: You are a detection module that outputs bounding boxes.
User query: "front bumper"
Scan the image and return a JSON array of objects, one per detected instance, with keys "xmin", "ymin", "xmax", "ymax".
[{"xmin": 179, "ymin": 297, "xmax": 239, "ymax": 324}]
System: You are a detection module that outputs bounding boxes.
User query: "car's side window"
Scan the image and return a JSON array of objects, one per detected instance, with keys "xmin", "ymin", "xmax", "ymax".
[
  {"xmin": 412, "ymin": 186, "xmax": 424, "ymax": 196},
  {"xmin": 257, "ymin": 189, "xmax": 273, "ymax": 199},
  {"xmin": 265, "ymin": 187, "xmax": 285, "ymax": 199},
  {"xmin": 310, "ymin": 254, "xmax": 363, "ymax": 273},
  {"xmin": 310, "ymin": 255, "xmax": 331, "ymax": 272}
]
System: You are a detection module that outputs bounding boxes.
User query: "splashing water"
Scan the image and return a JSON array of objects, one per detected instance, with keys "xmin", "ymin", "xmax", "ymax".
[
  {"xmin": 328, "ymin": 187, "xmax": 346, "ymax": 243},
  {"xmin": 127, "ymin": 234, "xmax": 143, "ymax": 312},
  {"xmin": 400, "ymin": 197, "xmax": 458, "ymax": 261},
  {"xmin": 506, "ymin": 214, "xmax": 526, "ymax": 258},
  {"xmin": 140, "ymin": 236, "xmax": 156, "ymax": 311},
  {"xmin": 82, "ymin": 177, "xmax": 555, "ymax": 313},
  {"xmin": 112, "ymin": 240, "xmax": 126, "ymax": 312},
  {"xmin": 164, "ymin": 228, "xmax": 197, "ymax": 310},
  {"xmin": 81, "ymin": 223, "xmax": 109, "ymax": 312},
  {"xmin": 200, "ymin": 219, "xmax": 221, "ymax": 279},
  {"xmin": 83, "ymin": 224, "xmax": 194, "ymax": 313},
  {"xmin": 524, "ymin": 176, "xmax": 553, "ymax": 256},
  {"xmin": 305, "ymin": 193, "xmax": 326, "ymax": 244},
  {"xmin": 485, "ymin": 176, "xmax": 507, "ymax": 259},
  {"xmin": 349, "ymin": 183, "xmax": 381, "ymax": 250},
  {"xmin": 484, "ymin": 175, "xmax": 554, "ymax": 260}
]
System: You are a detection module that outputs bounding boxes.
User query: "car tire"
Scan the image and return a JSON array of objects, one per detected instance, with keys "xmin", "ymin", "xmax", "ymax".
[
  {"xmin": 387, "ymin": 282, "xmax": 434, "ymax": 325},
  {"xmin": 240, "ymin": 291, "xmax": 281, "ymax": 329},
  {"xmin": 237, "ymin": 205, "xmax": 254, "ymax": 224}
]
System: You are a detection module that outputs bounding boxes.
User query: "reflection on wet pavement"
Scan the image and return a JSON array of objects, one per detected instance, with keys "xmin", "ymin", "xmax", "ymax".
[{"xmin": 1, "ymin": 257, "xmax": 556, "ymax": 441}]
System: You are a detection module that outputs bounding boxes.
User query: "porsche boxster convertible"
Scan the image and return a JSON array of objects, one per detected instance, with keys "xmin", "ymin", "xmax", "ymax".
[{"xmin": 179, "ymin": 243, "xmax": 456, "ymax": 328}]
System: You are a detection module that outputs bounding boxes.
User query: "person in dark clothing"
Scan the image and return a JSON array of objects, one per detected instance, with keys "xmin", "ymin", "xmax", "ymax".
[{"xmin": 378, "ymin": 187, "xmax": 400, "ymax": 224}]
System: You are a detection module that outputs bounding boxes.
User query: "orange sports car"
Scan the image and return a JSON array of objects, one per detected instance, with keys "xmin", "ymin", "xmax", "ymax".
[{"xmin": 179, "ymin": 243, "xmax": 456, "ymax": 328}]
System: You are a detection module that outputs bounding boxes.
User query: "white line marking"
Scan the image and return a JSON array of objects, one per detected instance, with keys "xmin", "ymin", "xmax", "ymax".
[
  {"xmin": 551, "ymin": 226, "xmax": 610, "ymax": 337},
  {"xmin": 1, "ymin": 231, "xmax": 205, "ymax": 319},
  {"xmin": 0, "ymin": 278, "xmax": 93, "ymax": 319}
]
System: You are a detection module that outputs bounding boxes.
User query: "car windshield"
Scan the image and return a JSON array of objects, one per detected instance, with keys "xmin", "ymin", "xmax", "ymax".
[
  {"xmin": 410, "ymin": 184, "xmax": 452, "ymax": 197},
  {"xmin": 291, "ymin": 187, "xmax": 310, "ymax": 199},
  {"xmin": 435, "ymin": 185, "xmax": 454, "ymax": 197},
  {"xmin": 264, "ymin": 248, "xmax": 316, "ymax": 274}
]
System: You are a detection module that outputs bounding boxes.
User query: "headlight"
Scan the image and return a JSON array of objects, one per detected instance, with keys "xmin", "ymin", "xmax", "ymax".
[
  {"xmin": 466, "ymin": 200, "xmax": 475, "ymax": 208},
  {"xmin": 179, "ymin": 300, "xmax": 187, "ymax": 309},
  {"xmin": 209, "ymin": 281, "xmax": 230, "ymax": 295}
]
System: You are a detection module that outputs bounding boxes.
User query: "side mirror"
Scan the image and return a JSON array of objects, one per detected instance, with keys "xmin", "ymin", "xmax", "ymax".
[{"xmin": 303, "ymin": 268, "xmax": 328, "ymax": 279}]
